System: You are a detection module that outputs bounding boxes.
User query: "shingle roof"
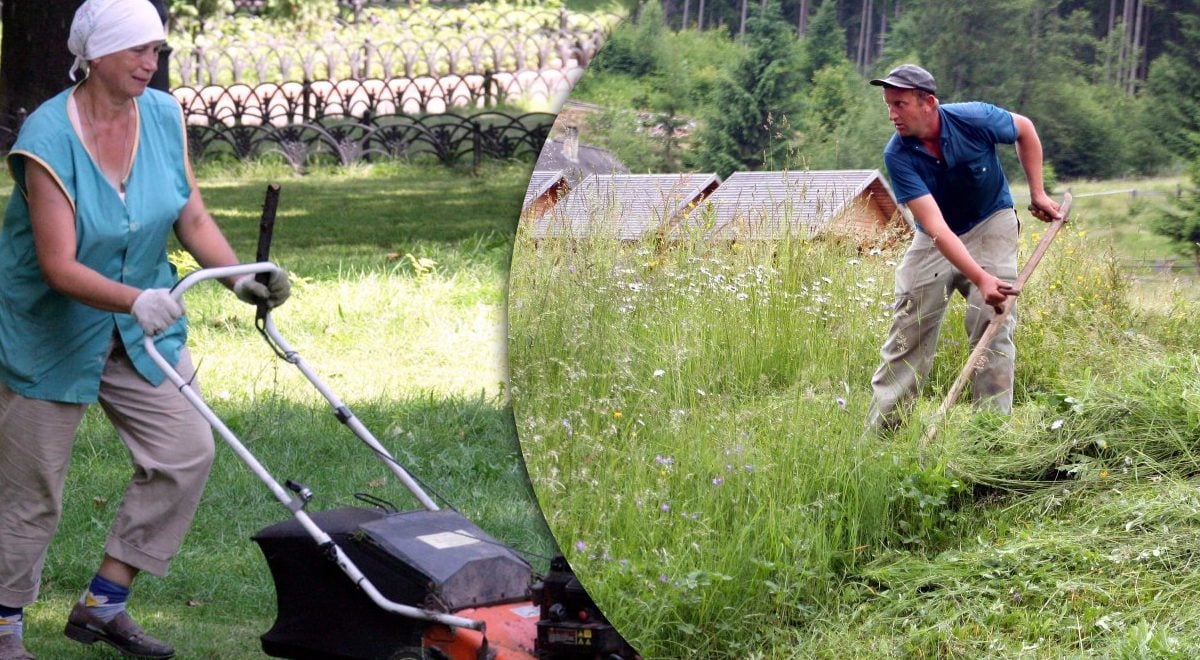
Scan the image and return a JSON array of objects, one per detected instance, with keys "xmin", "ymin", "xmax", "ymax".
[
  {"xmin": 533, "ymin": 138, "xmax": 629, "ymax": 180},
  {"xmin": 529, "ymin": 172, "xmax": 722, "ymax": 240},
  {"xmin": 684, "ymin": 170, "xmax": 900, "ymax": 239}
]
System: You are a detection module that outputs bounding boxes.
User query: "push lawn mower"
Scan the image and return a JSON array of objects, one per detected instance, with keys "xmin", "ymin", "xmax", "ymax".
[{"xmin": 145, "ymin": 187, "xmax": 638, "ymax": 660}]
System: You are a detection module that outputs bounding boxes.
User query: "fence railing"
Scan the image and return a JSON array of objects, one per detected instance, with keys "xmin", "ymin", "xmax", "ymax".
[
  {"xmin": 172, "ymin": 5, "xmax": 620, "ymax": 87},
  {"xmin": 0, "ymin": 103, "xmax": 553, "ymax": 169},
  {"xmin": 185, "ymin": 111, "xmax": 554, "ymax": 169},
  {"xmin": 171, "ymin": 30, "xmax": 608, "ymax": 87},
  {"xmin": 174, "ymin": 68, "xmax": 582, "ymax": 122},
  {"xmin": 1119, "ymin": 258, "xmax": 1198, "ymax": 276}
]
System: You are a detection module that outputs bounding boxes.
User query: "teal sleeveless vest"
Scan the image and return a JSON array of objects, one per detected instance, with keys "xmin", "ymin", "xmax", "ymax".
[{"xmin": 0, "ymin": 85, "xmax": 191, "ymax": 403}]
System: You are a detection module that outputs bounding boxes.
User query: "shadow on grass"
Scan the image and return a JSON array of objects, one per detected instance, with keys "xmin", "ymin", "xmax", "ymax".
[{"xmin": 195, "ymin": 162, "xmax": 534, "ymax": 278}]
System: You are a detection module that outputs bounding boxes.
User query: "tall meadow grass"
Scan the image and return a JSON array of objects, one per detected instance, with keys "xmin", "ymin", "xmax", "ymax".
[{"xmin": 508, "ymin": 203, "xmax": 1200, "ymax": 657}]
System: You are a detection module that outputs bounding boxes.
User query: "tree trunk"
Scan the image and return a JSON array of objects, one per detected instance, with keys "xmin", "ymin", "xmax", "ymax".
[
  {"xmin": 0, "ymin": 0, "xmax": 83, "ymax": 134},
  {"xmin": 797, "ymin": 0, "xmax": 809, "ymax": 37},
  {"xmin": 1104, "ymin": 0, "xmax": 1117, "ymax": 84},
  {"xmin": 1118, "ymin": 0, "xmax": 1134, "ymax": 88},
  {"xmin": 855, "ymin": 0, "xmax": 874, "ymax": 72},
  {"xmin": 698, "ymin": 0, "xmax": 705, "ymax": 30},
  {"xmin": 682, "ymin": 0, "xmax": 690, "ymax": 29},
  {"xmin": 739, "ymin": 0, "xmax": 748, "ymax": 38},
  {"xmin": 1127, "ymin": 0, "xmax": 1145, "ymax": 93},
  {"xmin": 878, "ymin": 9, "xmax": 887, "ymax": 61}
]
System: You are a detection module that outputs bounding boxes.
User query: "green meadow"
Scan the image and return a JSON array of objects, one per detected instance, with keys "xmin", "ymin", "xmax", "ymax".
[{"xmin": 508, "ymin": 178, "xmax": 1200, "ymax": 658}]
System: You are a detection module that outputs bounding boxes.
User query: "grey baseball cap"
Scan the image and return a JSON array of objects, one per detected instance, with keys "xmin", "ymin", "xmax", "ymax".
[{"xmin": 870, "ymin": 64, "xmax": 937, "ymax": 95}]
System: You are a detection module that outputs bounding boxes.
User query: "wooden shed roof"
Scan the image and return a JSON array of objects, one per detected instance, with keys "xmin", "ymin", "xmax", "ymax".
[
  {"xmin": 529, "ymin": 172, "xmax": 722, "ymax": 240},
  {"xmin": 685, "ymin": 169, "xmax": 901, "ymax": 239},
  {"xmin": 522, "ymin": 170, "xmax": 569, "ymax": 211}
]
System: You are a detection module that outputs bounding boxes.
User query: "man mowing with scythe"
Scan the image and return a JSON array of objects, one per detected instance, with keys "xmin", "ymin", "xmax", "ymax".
[{"xmin": 864, "ymin": 64, "xmax": 1063, "ymax": 434}]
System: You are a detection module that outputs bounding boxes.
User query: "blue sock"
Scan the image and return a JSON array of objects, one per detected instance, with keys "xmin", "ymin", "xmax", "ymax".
[
  {"xmin": 80, "ymin": 573, "xmax": 130, "ymax": 623},
  {"xmin": 0, "ymin": 605, "xmax": 22, "ymax": 639}
]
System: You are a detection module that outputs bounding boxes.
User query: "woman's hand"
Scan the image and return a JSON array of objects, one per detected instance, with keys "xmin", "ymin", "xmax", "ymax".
[
  {"xmin": 130, "ymin": 289, "xmax": 183, "ymax": 335},
  {"xmin": 233, "ymin": 270, "xmax": 291, "ymax": 309}
]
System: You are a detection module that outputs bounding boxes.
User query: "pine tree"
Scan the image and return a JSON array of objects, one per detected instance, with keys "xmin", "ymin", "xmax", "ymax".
[
  {"xmin": 1144, "ymin": 3, "xmax": 1200, "ymax": 161},
  {"xmin": 798, "ymin": 0, "xmax": 846, "ymax": 87},
  {"xmin": 1154, "ymin": 158, "xmax": 1200, "ymax": 270},
  {"xmin": 691, "ymin": 0, "xmax": 802, "ymax": 176}
]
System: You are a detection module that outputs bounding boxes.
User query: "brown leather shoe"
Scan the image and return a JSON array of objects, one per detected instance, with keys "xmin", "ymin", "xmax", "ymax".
[
  {"xmin": 0, "ymin": 633, "xmax": 34, "ymax": 660},
  {"xmin": 63, "ymin": 602, "xmax": 174, "ymax": 659}
]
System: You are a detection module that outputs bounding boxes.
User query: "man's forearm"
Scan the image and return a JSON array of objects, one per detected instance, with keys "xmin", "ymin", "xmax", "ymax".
[
  {"xmin": 1013, "ymin": 114, "xmax": 1047, "ymax": 196},
  {"xmin": 907, "ymin": 196, "xmax": 988, "ymax": 284}
]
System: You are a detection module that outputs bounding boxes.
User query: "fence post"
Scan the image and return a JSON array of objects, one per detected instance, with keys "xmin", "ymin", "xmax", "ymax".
[
  {"xmin": 473, "ymin": 119, "xmax": 482, "ymax": 169},
  {"xmin": 303, "ymin": 79, "xmax": 312, "ymax": 122},
  {"xmin": 483, "ymin": 70, "xmax": 494, "ymax": 108},
  {"xmin": 361, "ymin": 38, "xmax": 371, "ymax": 79}
]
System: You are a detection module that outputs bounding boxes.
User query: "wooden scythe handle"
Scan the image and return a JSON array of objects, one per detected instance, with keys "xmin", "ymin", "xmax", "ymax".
[{"xmin": 919, "ymin": 192, "xmax": 1074, "ymax": 454}]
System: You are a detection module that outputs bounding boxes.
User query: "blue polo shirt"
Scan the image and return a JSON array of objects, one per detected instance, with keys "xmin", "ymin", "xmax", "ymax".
[
  {"xmin": 883, "ymin": 101, "xmax": 1017, "ymax": 235},
  {"xmin": 0, "ymin": 85, "xmax": 191, "ymax": 403}
]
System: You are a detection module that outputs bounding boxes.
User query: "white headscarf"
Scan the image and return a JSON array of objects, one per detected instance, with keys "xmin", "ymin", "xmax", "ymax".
[{"xmin": 68, "ymin": 0, "xmax": 166, "ymax": 81}]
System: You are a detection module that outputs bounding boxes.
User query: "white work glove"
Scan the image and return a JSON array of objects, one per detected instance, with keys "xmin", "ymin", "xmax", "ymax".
[
  {"xmin": 131, "ymin": 288, "xmax": 184, "ymax": 336},
  {"xmin": 233, "ymin": 269, "xmax": 291, "ymax": 309}
]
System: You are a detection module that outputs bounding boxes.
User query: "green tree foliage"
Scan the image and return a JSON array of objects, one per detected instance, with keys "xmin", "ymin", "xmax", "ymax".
[
  {"xmin": 589, "ymin": 0, "xmax": 667, "ymax": 77},
  {"xmin": 797, "ymin": 0, "xmax": 845, "ymax": 87},
  {"xmin": 876, "ymin": 0, "xmax": 1166, "ymax": 178},
  {"xmin": 795, "ymin": 63, "xmax": 892, "ymax": 170},
  {"xmin": 691, "ymin": 0, "xmax": 802, "ymax": 176},
  {"xmin": 263, "ymin": 0, "xmax": 338, "ymax": 26},
  {"xmin": 633, "ymin": 47, "xmax": 695, "ymax": 171},
  {"xmin": 166, "ymin": 0, "xmax": 234, "ymax": 28},
  {"xmin": 1143, "ymin": 4, "xmax": 1200, "ymax": 162},
  {"xmin": 880, "ymin": 0, "xmax": 1027, "ymax": 102},
  {"xmin": 1154, "ymin": 159, "xmax": 1200, "ymax": 269},
  {"xmin": 575, "ymin": 0, "xmax": 713, "ymax": 172},
  {"xmin": 1022, "ymin": 80, "xmax": 1125, "ymax": 179}
]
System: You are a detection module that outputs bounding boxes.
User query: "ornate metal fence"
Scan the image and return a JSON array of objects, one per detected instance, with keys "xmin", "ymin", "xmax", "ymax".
[
  {"xmin": 174, "ymin": 68, "xmax": 582, "ymax": 123},
  {"xmin": 172, "ymin": 30, "xmax": 607, "ymax": 87},
  {"xmin": 171, "ymin": 6, "xmax": 620, "ymax": 87},
  {"xmin": 0, "ymin": 101, "xmax": 553, "ymax": 169},
  {"xmin": 1, "ymin": 4, "xmax": 596, "ymax": 166},
  {"xmin": 185, "ymin": 111, "xmax": 555, "ymax": 169}
]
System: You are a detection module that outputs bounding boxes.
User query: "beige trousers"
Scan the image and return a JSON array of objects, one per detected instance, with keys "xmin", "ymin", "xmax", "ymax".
[
  {"xmin": 0, "ymin": 340, "xmax": 214, "ymax": 607},
  {"xmin": 866, "ymin": 208, "xmax": 1020, "ymax": 431}
]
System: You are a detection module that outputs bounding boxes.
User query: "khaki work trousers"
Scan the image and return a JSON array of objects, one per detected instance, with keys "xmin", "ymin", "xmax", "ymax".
[
  {"xmin": 866, "ymin": 208, "xmax": 1020, "ymax": 431},
  {"xmin": 0, "ymin": 340, "xmax": 214, "ymax": 607}
]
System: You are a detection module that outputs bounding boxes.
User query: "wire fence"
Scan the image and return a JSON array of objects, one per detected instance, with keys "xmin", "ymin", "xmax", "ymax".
[{"xmin": 1119, "ymin": 258, "xmax": 1199, "ymax": 281}]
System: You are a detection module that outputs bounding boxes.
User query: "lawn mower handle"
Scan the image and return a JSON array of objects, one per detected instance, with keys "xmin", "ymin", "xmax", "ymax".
[
  {"xmin": 153, "ymin": 263, "xmax": 441, "ymax": 513},
  {"xmin": 141, "ymin": 265, "xmax": 489, "ymax": 636},
  {"xmin": 167, "ymin": 262, "xmax": 282, "ymax": 302}
]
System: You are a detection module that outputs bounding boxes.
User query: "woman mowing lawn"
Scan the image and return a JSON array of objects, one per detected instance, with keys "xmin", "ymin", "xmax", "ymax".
[{"xmin": 0, "ymin": 1, "xmax": 289, "ymax": 658}]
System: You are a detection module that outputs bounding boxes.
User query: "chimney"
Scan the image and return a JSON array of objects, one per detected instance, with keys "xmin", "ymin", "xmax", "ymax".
[{"xmin": 562, "ymin": 125, "xmax": 579, "ymax": 163}]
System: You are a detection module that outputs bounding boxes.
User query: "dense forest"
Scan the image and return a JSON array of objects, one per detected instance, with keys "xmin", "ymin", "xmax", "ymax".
[
  {"xmin": 574, "ymin": 0, "xmax": 1200, "ymax": 181},
  {"xmin": 661, "ymin": 0, "xmax": 1179, "ymax": 92}
]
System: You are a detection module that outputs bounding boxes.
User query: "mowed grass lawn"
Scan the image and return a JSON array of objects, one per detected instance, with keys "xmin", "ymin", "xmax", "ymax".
[{"xmin": 0, "ymin": 160, "xmax": 556, "ymax": 658}]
